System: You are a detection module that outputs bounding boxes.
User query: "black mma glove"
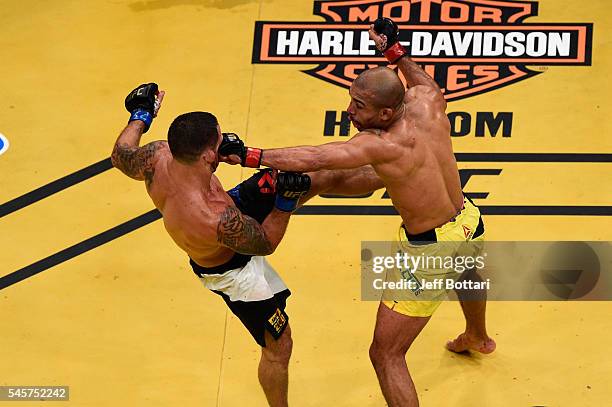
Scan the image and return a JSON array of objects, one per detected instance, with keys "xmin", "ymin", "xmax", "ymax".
[
  {"xmin": 124, "ymin": 83, "xmax": 159, "ymax": 133},
  {"xmin": 218, "ymin": 132, "xmax": 262, "ymax": 168},
  {"xmin": 372, "ymin": 17, "xmax": 407, "ymax": 64},
  {"xmin": 275, "ymin": 172, "xmax": 311, "ymax": 212}
]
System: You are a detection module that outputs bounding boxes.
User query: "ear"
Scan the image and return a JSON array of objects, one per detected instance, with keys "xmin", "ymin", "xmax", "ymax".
[
  {"xmin": 379, "ymin": 107, "xmax": 394, "ymax": 121},
  {"xmin": 203, "ymin": 148, "xmax": 217, "ymax": 164}
]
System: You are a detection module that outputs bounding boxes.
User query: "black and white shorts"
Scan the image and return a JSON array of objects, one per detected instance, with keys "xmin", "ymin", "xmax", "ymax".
[
  {"xmin": 190, "ymin": 169, "xmax": 290, "ymax": 347},
  {"xmin": 191, "ymin": 256, "xmax": 290, "ymax": 347}
]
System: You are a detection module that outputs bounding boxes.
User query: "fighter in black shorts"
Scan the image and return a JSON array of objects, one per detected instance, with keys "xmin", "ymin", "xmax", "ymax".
[
  {"xmin": 111, "ymin": 83, "xmax": 383, "ymax": 406},
  {"xmin": 190, "ymin": 168, "xmax": 295, "ymax": 348}
]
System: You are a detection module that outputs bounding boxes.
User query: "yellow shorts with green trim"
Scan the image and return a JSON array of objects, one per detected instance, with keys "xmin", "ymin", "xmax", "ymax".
[{"xmin": 382, "ymin": 197, "xmax": 485, "ymax": 318}]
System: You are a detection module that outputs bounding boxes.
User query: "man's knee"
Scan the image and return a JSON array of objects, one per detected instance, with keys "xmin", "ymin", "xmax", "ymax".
[
  {"xmin": 263, "ymin": 327, "xmax": 293, "ymax": 364},
  {"xmin": 369, "ymin": 338, "xmax": 405, "ymax": 368},
  {"xmin": 369, "ymin": 341, "xmax": 384, "ymax": 367},
  {"xmin": 369, "ymin": 321, "xmax": 416, "ymax": 368}
]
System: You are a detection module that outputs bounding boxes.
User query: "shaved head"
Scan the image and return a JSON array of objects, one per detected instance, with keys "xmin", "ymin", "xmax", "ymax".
[{"xmin": 352, "ymin": 67, "xmax": 405, "ymax": 109}]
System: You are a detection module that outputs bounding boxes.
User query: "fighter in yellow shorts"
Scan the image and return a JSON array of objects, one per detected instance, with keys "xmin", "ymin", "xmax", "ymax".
[
  {"xmin": 221, "ymin": 17, "xmax": 496, "ymax": 407},
  {"xmin": 383, "ymin": 196, "xmax": 486, "ymax": 318}
]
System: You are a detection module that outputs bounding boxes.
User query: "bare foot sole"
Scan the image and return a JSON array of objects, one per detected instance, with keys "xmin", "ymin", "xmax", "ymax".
[{"xmin": 446, "ymin": 333, "xmax": 496, "ymax": 354}]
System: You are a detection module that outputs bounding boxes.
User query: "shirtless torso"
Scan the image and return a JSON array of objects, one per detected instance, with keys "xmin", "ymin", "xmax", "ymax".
[
  {"xmin": 111, "ymin": 122, "xmax": 294, "ymax": 269},
  {"xmin": 350, "ymin": 85, "xmax": 462, "ymax": 234},
  {"xmin": 144, "ymin": 143, "xmax": 238, "ymax": 266},
  {"xmin": 256, "ymin": 74, "xmax": 461, "ymax": 235}
]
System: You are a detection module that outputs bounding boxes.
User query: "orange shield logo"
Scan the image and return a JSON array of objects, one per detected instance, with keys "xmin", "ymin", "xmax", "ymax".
[{"xmin": 252, "ymin": 0, "xmax": 592, "ymax": 101}]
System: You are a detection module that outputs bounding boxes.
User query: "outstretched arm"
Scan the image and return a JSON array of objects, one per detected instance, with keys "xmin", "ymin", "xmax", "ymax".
[
  {"xmin": 261, "ymin": 142, "xmax": 365, "ymax": 172},
  {"xmin": 260, "ymin": 132, "xmax": 397, "ymax": 172}
]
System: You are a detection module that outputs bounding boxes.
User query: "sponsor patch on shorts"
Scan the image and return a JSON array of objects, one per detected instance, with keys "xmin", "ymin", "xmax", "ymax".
[
  {"xmin": 266, "ymin": 308, "xmax": 288, "ymax": 339},
  {"xmin": 463, "ymin": 225, "xmax": 473, "ymax": 239}
]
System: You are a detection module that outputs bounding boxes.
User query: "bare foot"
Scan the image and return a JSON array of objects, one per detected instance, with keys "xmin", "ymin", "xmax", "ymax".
[{"xmin": 446, "ymin": 333, "xmax": 496, "ymax": 354}]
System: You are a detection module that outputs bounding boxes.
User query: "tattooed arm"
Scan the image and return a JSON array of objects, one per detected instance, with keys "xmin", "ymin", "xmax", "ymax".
[
  {"xmin": 111, "ymin": 121, "xmax": 165, "ymax": 187},
  {"xmin": 216, "ymin": 205, "xmax": 291, "ymax": 256}
]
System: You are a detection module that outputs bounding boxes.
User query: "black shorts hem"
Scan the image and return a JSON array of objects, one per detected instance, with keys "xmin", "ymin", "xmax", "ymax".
[{"xmin": 211, "ymin": 289, "xmax": 291, "ymax": 347}]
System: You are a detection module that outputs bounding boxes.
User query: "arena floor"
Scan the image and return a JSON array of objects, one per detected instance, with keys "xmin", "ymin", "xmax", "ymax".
[{"xmin": 0, "ymin": 1, "xmax": 610, "ymax": 406}]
